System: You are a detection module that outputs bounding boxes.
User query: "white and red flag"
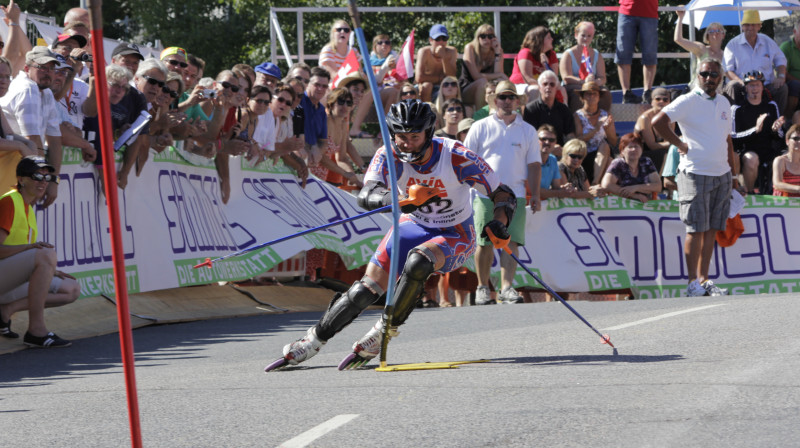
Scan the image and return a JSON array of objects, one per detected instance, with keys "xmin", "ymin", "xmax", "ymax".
[
  {"xmin": 579, "ymin": 45, "xmax": 593, "ymax": 80},
  {"xmin": 332, "ymin": 49, "xmax": 362, "ymax": 88},
  {"xmin": 392, "ymin": 29, "xmax": 415, "ymax": 82}
]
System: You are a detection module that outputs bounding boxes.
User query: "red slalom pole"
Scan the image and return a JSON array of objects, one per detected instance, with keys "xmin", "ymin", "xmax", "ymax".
[{"xmin": 87, "ymin": 1, "xmax": 143, "ymax": 446}]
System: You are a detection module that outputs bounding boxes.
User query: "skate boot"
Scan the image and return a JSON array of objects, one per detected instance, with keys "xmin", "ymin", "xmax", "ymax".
[
  {"xmin": 338, "ymin": 320, "xmax": 397, "ymax": 370},
  {"xmin": 265, "ymin": 327, "xmax": 325, "ymax": 372}
]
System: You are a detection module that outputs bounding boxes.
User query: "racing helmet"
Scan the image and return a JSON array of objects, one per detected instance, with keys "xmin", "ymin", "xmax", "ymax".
[{"xmin": 385, "ymin": 99, "xmax": 437, "ymax": 163}]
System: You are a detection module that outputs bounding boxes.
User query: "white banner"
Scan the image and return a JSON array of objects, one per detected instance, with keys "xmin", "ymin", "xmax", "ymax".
[{"xmin": 44, "ymin": 147, "xmax": 800, "ymax": 299}]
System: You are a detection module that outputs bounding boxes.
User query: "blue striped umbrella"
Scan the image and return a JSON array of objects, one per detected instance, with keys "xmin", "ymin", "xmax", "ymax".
[{"xmin": 685, "ymin": 0, "xmax": 800, "ymax": 28}]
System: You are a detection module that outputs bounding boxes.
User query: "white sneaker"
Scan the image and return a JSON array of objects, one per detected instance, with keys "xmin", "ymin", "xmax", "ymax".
[
  {"xmin": 499, "ymin": 287, "xmax": 524, "ymax": 304},
  {"xmin": 352, "ymin": 320, "xmax": 396, "ymax": 359},
  {"xmin": 475, "ymin": 285, "xmax": 494, "ymax": 305},
  {"xmin": 702, "ymin": 280, "xmax": 728, "ymax": 296},
  {"xmin": 283, "ymin": 327, "xmax": 325, "ymax": 365},
  {"xmin": 686, "ymin": 280, "xmax": 709, "ymax": 297}
]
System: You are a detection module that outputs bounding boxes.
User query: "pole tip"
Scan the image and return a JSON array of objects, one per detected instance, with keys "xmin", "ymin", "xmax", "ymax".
[
  {"xmin": 601, "ymin": 334, "xmax": 615, "ymax": 348},
  {"xmin": 193, "ymin": 258, "xmax": 213, "ymax": 269}
]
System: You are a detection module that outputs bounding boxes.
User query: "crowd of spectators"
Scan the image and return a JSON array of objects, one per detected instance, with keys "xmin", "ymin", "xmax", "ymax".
[{"xmin": 3, "ymin": 2, "xmax": 800, "ymax": 335}]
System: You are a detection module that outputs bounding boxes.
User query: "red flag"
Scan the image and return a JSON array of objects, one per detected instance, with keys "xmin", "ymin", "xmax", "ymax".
[
  {"xmin": 393, "ymin": 30, "xmax": 415, "ymax": 82},
  {"xmin": 579, "ymin": 45, "xmax": 593, "ymax": 80},
  {"xmin": 332, "ymin": 49, "xmax": 361, "ymax": 88}
]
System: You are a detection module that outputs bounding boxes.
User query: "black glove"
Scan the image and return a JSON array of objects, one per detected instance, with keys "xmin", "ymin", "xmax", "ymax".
[
  {"xmin": 400, "ymin": 195, "xmax": 440, "ymax": 214},
  {"xmin": 481, "ymin": 219, "xmax": 510, "ymax": 247}
]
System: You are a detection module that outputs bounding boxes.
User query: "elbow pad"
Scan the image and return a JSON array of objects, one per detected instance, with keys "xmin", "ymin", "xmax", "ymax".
[{"xmin": 357, "ymin": 181, "xmax": 392, "ymax": 211}]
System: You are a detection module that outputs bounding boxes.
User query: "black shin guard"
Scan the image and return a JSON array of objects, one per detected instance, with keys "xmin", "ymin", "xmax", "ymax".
[
  {"xmin": 316, "ymin": 278, "xmax": 382, "ymax": 341},
  {"xmin": 389, "ymin": 248, "xmax": 436, "ymax": 327}
]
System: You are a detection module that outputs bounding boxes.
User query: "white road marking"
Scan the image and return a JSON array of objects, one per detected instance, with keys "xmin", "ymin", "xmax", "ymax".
[
  {"xmin": 602, "ymin": 304, "xmax": 726, "ymax": 331},
  {"xmin": 278, "ymin": 414, "xmax": 359, "ymax": 448}
]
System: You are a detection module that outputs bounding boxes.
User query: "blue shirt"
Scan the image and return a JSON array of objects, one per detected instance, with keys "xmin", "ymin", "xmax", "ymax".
[
  {"xmin": 540, "ymin": 153, "xmax": 561, "ymax": 189},
  {"xmin": 300, "ymin": 93, "xmax": 327, "ymax": 146}
]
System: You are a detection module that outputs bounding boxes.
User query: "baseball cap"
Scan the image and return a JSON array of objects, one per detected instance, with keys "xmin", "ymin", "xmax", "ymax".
[
  {"xmin": 51, "ymin": 33, "xmax": 87, "ymax": 49},
  {"xmin": 17, "ymin": 156, "xmax": 55, "ymax": 177},
  {"xmin": 26, "ymin": 46, "xmax": 59, "ymax": 65},
  {"xmin": 457, "ymin": 118, "xmax": 475, "ymax": 135},
  {"xmin": 112, "ymin": 42, "xmax": 144, "ymax": 60},
  {"xmin": 255, "ymin": 62, "xmax": 282, "ymax": 79},
  {"xmin": 160, "ymin": 46, "xmax": 187, "ymax": 61},
  {"xmin": 54, "ymin": 54, "xmax": 74, "ymax": 71},
  {"xmin": 429, "ymin": 24, "xmax": 449, "ymax": 39}
]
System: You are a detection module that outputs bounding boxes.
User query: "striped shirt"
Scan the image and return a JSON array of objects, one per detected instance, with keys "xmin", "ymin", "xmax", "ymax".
[{"xmin": 0, "ymin": 72, "xmax": 61, "ymax": 138}]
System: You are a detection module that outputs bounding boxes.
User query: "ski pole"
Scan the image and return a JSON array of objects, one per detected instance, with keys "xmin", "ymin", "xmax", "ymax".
[
  {"xmin": 486, "ymin": 228, "xmax": 615, "ymax": 350},
  {"xmin": 194, "ymin": 184, "xmax": 440, "ymax": 269}
]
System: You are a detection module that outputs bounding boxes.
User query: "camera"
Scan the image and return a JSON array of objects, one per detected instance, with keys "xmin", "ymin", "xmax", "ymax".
[
  {"xmin": 201, "ymin": 89, "xmax": 216, "ymax": 99},
  {"xmin": 71, "ymin": 54, "xmax": 93, "ymax": 62}
]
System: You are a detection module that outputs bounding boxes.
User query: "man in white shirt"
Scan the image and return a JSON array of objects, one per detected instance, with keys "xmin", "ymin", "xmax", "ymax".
[
  {"xmin": 0, "ymin": 47, "xmax": 64, "ymax": 207},
  {"xmin": 464, "ymin": 80, "xmax": 541, "ymax": 305},
  {"xmin": 653, "ymin": 58, "xmax": 740, "ymax": 297}
]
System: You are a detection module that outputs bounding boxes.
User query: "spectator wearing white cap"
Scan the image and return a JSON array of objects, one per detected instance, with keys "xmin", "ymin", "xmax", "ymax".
[
  {"xmin": 0, "ymin": 46, "xmax": 64, "ymax": 207},
  {"xmin": 415, "ymin": 24, "xmax": 458, "ymax": 102}
]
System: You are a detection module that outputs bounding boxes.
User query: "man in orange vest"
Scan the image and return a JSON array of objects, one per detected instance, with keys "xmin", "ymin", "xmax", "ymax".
[{"xmin": 0, "ymin": 156, "xmax": 80, "ymax": 347}]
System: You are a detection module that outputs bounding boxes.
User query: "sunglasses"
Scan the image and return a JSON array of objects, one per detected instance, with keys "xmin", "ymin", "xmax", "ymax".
[
  {"xmin": 400, "ymin": 90, "xmax": 417, "ymax": 97},
  {"xmin": 377, "ymin": 40, "xmax": 391, "ymax": 46},
  {"xmin": 29, "ymin": 172, "xmax": 59, "ymax": 183},
  {"xmin": 31, "ymin": 64, "xmax": 55, "ymax": 73},
  {"xmin": 166, "ymin": 59, "xmax": 188, "ymax": 68},
  {"xmin": 539, "ymin": 137, "xmax": 556, "ymax": 143},
  {"xmin": 221, "ymin": 81, "xmax": 240, "ymax": 92},
  {"xmin": 273, "ymin": 96, "xmax": 292, "ymax": 105},
  {"xmin": 496, "ymin": 94, "xmax": 517, "ymax": 101},
  {"xmin": 790, "ymin": 136, "xmax": 800, "ymax": 141},
  {"xmin": 435, "ymin": 36, "xmax": 449, "ymax": 42},
  {"xmin": 337, "ymin": 97, "xmax": 354, "ymax": 107},
  {"xmin": 446, "ymin": 106, "xmax": 463, "ymax": 113},
  {"xmin": 441, "ymin": 81, "xmax": 457, "ymax": 88},
  {"xmin": 479, "ymin": 34, "xmax": 495, "ymax": 40},
  {"xmin": 707, "ymin": 29, "xmax": 725, "ymax": 35},
  {"xmin": 568, "ymin": 153, "xmax": 585, "ymax": 160},
  {"xmin": 336, "ymin": 27, "xmax": 351, "ymax": 33},
  {"xmin": 161, "ymin": 86, "xmax": 178, "ymax": 98},
  {"xmin": 143, "ymin": 75, "xmax": 165, "ymax": 87},
  {"xmin": 698, "ymin": 71, "xmax": 720, "ymax": 79},
  {"xmin": 252, "ymin": 98, "xmax": 270, "ymax": 105},
  {"xmin": 293, "ymin": 75, "xmax": 309, "ymax": 85}
]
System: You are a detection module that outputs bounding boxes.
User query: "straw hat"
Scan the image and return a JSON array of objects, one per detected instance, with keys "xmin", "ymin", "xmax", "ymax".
[
  {"xmin": 741, "ymin": 10, "xmax": 761, "ymax": 25},
  {"xmin": 490, "ymin": 80, "xmax": 525, "ymax": 102},
  {"xmin": 457, "ymin": 118, "xmax": 475, "ymax": 135},
  {"xmin": 577, "ymin": 80, "xmax": 608, "ymax": 96}
]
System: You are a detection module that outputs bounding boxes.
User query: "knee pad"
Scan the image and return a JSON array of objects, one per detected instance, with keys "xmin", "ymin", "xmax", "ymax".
[
  {"xmin": 316, "ymin": 277, "xmax": 381, "ymax": 341},
  {"xmin": 389, "ymin": 247, "xmax": 436, "ymax": 327}
]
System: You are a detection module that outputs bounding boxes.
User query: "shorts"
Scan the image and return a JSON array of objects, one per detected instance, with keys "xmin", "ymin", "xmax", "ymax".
[
  {"xmin": 677, "ymin": 170, "xmax": 732, "ymax": 233},
  {"xmin": 787, "ymin": 79, "xmax": 800, "ymax": 98},
  {"xmin": 615, "ymin": 14, "xmax": 658, "ymax": 66},
  {"xmin": 0, "ymin": 249, "xmax": 63, "ymax": 305},
  {"xmin": 371, "ymin": 214, "xmax": 476, "ymax": 276},
  {"xmin": 417, "ymin": 83, "xmax": 441, "ymax": 100},
  {"xmin": 473, "ymin": 196, "xmax": 527, "ymax": 246}
]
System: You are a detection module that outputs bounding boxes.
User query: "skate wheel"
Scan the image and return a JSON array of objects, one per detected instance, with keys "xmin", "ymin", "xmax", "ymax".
[
  {"xmin": 264, "ymin": 357, "xmax": 289, "ymax": 372},
  {"xmin": 337, "ymin": 353, "xmax": 358, "ymax": 371}
]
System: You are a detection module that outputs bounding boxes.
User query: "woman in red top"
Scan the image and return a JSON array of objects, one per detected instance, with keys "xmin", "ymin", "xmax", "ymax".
[
  {"xmin": 510, "ymin": 26, "xmax": 566, "ymax": 104},
  {"xmin": 773, "ymin": 124, "xmax": 800, "ymax": 197}
]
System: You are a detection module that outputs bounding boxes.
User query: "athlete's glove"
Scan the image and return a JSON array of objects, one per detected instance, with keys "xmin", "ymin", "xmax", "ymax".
[
  {"xmin": 482, "ymin": 219, "xmax": 510, "ymax": 250},
  {"xmin": 398, "ymin": 184, "xmax": 441, "ymax": 214}
]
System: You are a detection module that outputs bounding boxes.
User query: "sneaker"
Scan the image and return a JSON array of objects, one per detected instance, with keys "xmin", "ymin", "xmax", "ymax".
[
  {"xmin": 23, "ymin": 332, "xmax": 71, "ymax": 348},
  {"xmin": 498, "ymin": 287, "xmax": 524, "ymax": 304},
  {"xmin": 622, "ymin": 90, "xmax": 641, "ymax": 104},
  {"xmin": 475, "ymin": 285, "xmax": 495, "ymax": 305},
  {"xmin": 702, "ymin": 280, "xmax": 728, "ymax": 296},
  {"xmin": 282, "ymin": 327, "xmax": 325, "ymax": 365},
  {"xmin": 686, "ymin": 280, "xmax": 710, "ymax": 297},
  {"xmin": 1, "ymin": 317, "xmax": 19, "ymax": 339}
]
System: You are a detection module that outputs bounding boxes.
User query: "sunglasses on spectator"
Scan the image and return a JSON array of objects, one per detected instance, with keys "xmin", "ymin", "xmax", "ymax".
[
  {"xmin": 162, "ymin": 86, "xmax": 178, "ymax": 98},
  {"xmin": 377, "ymin": 40, "xmax": 391, "ymax": 46},
  {"xmin": 166, "ymin": 59, "xmax": 188, "ymax": 68},
  {"xmin": 446, "ymin": 106, "xmax": 463, "ymax": 113},
  {"xmin": 568, "ymin": 153, "xmax": 585, "ymax": 160},
  {"xmin": 221, "ymin": 81, "xmax": 240, "ymax": 92},
  {"xmin": 707, "ymin": 29, "xmax": 725, "ymax": 35},
  {"xmin": 336, "ymin": 27, "xmax": 351, "ymax": 33},
  {"xmin": 29, "ymin": 172, "xmax": 59, "ymax": 183},
  {"xmin": 337, "ymin": 98, "xmax": 354, "ymax": 107},
  {"xmin": 293, "ymin": 75, "xmax": 309, "ymax": 85},
  {"xmin": 31, "ymin": 64, "xmax": 55, "ymax": 73},
  {"xmin": 539, "ymin": 137, "xmax": 556, "ymax": 143},
  {"xmin": 435, "ymin": 36, "xmax": 449, "ymax": 42},
  {"xmin": 496, "ymin": 94, "xmax": 517, "ymax": 101},
  {"xmin": 400, "ymin": 90, "xmax": 417, "ymax": 97},
  {"xmin": 479, "ymin": 34, "xmax": 495, "ymax": 40},
  {"xmin": 273, "ymin": 96, "xmax": 292, "ymax": 105},
  {"xmin": 441, "ymin": 81, "xmax": 457, "ymax": 88},
  {"xmin": 698, "ymin": 71, "xmax": 720, "ymax": 79},
  {"xmin": 251, "ymin": 98, "xmax": 271, "ymax": 105},
  {"xmin": 790, "ymin": 136, "xmax": 800, "ymax": 141},
  {"xmin": 143, "ymin": 75, "xmax": 165, "ymax": 87}
]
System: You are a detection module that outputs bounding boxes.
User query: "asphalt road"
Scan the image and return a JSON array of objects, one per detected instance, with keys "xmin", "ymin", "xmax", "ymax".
[{"xmin": 2, "ymin": 293, "xmax": 799, "ymax": 447}]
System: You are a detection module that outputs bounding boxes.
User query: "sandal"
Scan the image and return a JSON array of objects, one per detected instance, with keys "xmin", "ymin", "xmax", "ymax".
[
  {"xmin": 438, "ymin": 301, "xmax": 453, "ymax": 308},
  {"xmin": 422, "ymin": 300, "xmax": 439, "ymax": 308}
]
